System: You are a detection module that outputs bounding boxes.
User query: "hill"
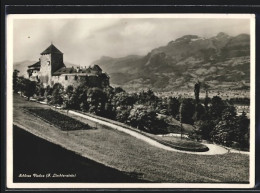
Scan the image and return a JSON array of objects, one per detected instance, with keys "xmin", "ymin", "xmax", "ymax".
[
  {"xmin": 13, "ymin": 60, "xmax": 36, "ymax": 77},
  {"xmin": 92, "ymin": 32, "xmax": 250, "ymax": 92}
]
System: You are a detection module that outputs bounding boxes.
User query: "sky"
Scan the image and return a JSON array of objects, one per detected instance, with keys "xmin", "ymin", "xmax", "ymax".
[{"xmin": 12, "ymin": 16, "xmax": 251, "ymax": 66}]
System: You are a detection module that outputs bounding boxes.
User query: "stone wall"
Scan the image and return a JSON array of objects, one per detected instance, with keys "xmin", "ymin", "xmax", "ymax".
[
  {"xmin": 51, "ymin": 74, "xmax": 109, "ymax": 89},
  {"xmin": 51, "ymin": 74, "xmax": 81, "ymax": 88},
  {"xmin": 39, "ymin": 54, "xmax": 52, "ymax": 86}
]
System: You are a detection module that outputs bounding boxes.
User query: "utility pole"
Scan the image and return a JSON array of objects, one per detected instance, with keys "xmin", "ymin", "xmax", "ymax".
[{"xmin": 180, "ymin": 122, "xmax": 183, "ymax": 140}]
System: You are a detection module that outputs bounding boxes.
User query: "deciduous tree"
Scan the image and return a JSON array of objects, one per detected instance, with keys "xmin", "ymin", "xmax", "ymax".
[{"xmin": 51, "ymin": 83, "xmax": 64, "ymax": 105}]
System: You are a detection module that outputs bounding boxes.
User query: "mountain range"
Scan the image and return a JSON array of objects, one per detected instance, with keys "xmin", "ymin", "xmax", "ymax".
[
  {"xmin": 14, "ymin": 32, "xmax": 250, "ymax": 92},
  {"xmin": 92, "ymin": 32, "xmax": 250, "ymax": 92}
]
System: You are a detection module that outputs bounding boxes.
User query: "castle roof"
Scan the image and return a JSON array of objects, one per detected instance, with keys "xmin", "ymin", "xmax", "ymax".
[
  {"xmin": 92, "ymin": 64, "xmax": 102, "ymax": 72},
  {"xmin": 52, "ymin": 65, "xmax": 108, "ymax": 77},
  {"xmin": 53, "ymin": 67, "xmax": 76, "ymax": 76},
  {"xmin": 52, "ymin": 67, "xmax": 90, "ymax": 76},
  {"xmin": 28, "ymin": 61, "xmax": 41, "ymax": 68},
  {"xmin": 41, "ymin": 44, "xmax": 63, "ymax": 55}
]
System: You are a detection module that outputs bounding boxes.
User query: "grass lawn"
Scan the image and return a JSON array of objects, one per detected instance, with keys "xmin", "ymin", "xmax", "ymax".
[
  {"xmin": 13, "ymin": 94, "xmax": 250, "ymax": 183},
  {"xmin": 13, "ymin": 125, "xmax": 147, "ymax": 183}
]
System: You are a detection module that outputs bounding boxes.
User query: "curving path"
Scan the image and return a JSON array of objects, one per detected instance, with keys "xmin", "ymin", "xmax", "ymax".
[{"xmin": 69, "ymin": 110, "xmax": 231, "ymax": 155}]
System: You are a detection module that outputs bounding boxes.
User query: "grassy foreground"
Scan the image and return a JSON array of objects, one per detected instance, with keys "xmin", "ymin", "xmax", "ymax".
[
  {"xmin": 13, "ymin": 125, "xmax": 147, "ymax": 182},
  {"xmin": 13, "ymin": 94, "xmax": 250, "ymax": 183}
]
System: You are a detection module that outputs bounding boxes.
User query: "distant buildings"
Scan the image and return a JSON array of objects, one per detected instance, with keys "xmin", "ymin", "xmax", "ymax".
[
  {"xmin": 27, "ymin": 44, "xmax": 110, "ymax": 88},
  {"xmin": 234, "ymin": 104, "xmax": 250, "ymax": 117}
]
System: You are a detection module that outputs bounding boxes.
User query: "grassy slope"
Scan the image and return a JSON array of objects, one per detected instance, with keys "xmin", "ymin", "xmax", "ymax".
[
  {"xmin": 13, "ymin": 125, "xmax": 148, "ymax": 183},
  {"xmin": 13, "ymin": 94, "xmax": 249, "ymax": 183},
  {"xmin": 67, "ymin": 110, "xmax": 208, "ymax": 152}
]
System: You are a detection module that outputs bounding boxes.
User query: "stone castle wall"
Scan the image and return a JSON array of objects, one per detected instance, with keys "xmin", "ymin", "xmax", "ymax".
[
  {"xmin": 39, "ymin": 54, "xmax": 52, "ymax": 86},
  {"xmin": 51, "ymin": 74, "xmax": 109, "ymax": 89},
  {"xmin": 51, "ymin": 75, "xmax": 81, "ymax": 88}
]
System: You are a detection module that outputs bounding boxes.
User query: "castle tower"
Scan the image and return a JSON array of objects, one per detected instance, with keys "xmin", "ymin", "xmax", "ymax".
[{"xmin": 38, "ymin": 44, "xmax": 65, "ymax": 86}]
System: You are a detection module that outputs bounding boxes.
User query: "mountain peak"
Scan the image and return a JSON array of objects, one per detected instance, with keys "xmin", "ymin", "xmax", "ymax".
[
  {"xmin": 216, "ymin": 32, "xmax": 229, "ymax": 38},
  {"xmin": 175, "ymin": 35, "xmax": 200, "ymax": 42}
]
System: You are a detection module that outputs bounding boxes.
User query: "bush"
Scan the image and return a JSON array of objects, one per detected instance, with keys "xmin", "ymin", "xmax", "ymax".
[
  {"xmin": 25, "ymin": 108, "xmax": 91, "ymax": 131},
  {"xmin": 128, "ymin": 105, "xmax": 168, "ymax": 134},
  {"xmin": 179, "ymin": 98, "xmax": 195, "ymax": 124}
]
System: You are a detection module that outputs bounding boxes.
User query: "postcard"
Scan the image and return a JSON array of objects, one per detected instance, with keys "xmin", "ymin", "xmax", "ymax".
[{"xmin": 6, "ymin": 14, "xmax": 255, "ymax": 189}]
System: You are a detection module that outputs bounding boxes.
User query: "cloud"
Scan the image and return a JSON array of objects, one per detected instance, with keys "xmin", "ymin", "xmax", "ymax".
[
  {"xmin": 12, "ymin": 17, "xmax": 250, "ymax": 66},
  {"xmin": 120, "ymin": 21, "xmax": 155, "ymax": 37}
]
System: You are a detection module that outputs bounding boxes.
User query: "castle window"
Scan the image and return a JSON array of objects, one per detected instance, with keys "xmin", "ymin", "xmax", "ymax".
[
  {"xmin": 65, "ymin": 75, "xmax": 68, "ymax": 80},
  {"xmin": 47, "ymin": 61, "xmax": 50, "ymax": 66},
  {"xmin": 74, "ymin": 75, "xmax": 78, "ymax": 80}
]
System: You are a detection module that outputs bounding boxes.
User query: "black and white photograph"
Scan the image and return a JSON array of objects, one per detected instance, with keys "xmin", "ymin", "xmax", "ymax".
[{"xmin": 6, "ymin": 14, "xmax": 255, "ymax": 189}]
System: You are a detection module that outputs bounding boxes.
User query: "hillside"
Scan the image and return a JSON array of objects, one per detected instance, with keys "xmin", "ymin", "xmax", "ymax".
[
  {"xmin": 13, "ymin": 60, "xmax": 36, "ymax": 77},
  {"xmin": 92, "ymin": 32, "xmax": 250, "ymax": 92}
]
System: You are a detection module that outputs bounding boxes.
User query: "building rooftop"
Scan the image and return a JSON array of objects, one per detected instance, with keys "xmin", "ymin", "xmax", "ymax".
[
  {"xmin": 28, "ymin": 61, "xmax": 41, "ymax": 68},
  {"xmin": 92, "ymin": 64, "xmax": 102, "ymax": 71},
  {"xmin": 53, "ymin": 67, "xmax": 75, "ymax": 76},
  {"xmin": 41, "ymin": 44, "xmax": 63, "ymax": 55},
  {"xmin": 53, "ymin": 65, "xmax": 103, "ymax": 76}
]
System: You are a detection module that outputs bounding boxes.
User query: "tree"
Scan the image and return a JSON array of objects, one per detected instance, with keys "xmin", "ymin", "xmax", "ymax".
[
  {"xmin": 204, "ymin": 95, "xmax": 210, "ymax": 112},
  {"xmin": 179, "ymin": 98, "xmax": 195, "ymax": 125},
  {"xmin": 44, "ymin": 85, "xmax": 53, "ymax": 98},
  {"xmin": 110, "ymin": 91, "xmax": 136, "ymax": 123},
  {"xmin": 66, "ymin": 85, "xmax": 86, "ymax": 110},
  {"xmin": 13, "ymin": 70, "xmax": 20, "ymax": 93},
  {"xmin": 210, "ymin": 96, "xmax": 226, "ymax": 119},
  {"xmin": 193, "ymin": 103, "xmax": 205, "ymax": 121},
  {"xmin": 21, "ymin": 78, "xmax": 37, "ymax": 100},
  {"xmin": 128, "ymin": 105, "xmax": 168, "ymax": 134},
  {"xmin": 65, "ymin": 85, "xmax": 74, "ymax": 98},
  {"xmin": 167, "ymin": 97, "xmax": 180, "ymax": 118},
  {"xmin": 194, "ymin": 81, "xmax": 200, "ymax": 104},
  {"xmin": 51, "ymin": 83, "xmax": 64, "ymax": 105},
  {"xmin": 193, "ymin": 120, "xmax": 216, "ymax": 141},
  {"xmin": 104, "ymin": 102, "xmax": 116, "ymax": 119},
  {"xmin": 115, "ymin": 105, "xmax": 131, "ymax": 123},
  {"xmin": 137, "ymin": 89, "xmax": 158, "ymax": 107},
  {"xmin": 63, "ymin": 85, "xmax": 75, "ymax": 109},
  {"xmin": 211, "ymin": 106, "xmax": 237, "ymax": 146},
  {"xmin": 112, "ymin": 92, "xmax": 136, "ymax": 107},
  {"xmin": 203, "ymin": 83, "xmax": 210, "ymax": 112},
  {"xmin": 235, "ymin": 111, "xmax": 250, "ymax": 149},
  {"xmin": 35, "ymin": 82, "xmax": 45, "ymax": 96},
  {"xmin": 114, "ymin": 87, "xmax": 125, "ymax": 94},
  {"xmin": 87, "ymin": 87, "xmax": 107, "ymax": 115}
]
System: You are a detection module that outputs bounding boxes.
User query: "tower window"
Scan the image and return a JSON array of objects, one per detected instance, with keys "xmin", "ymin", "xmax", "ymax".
[
  {"xmin": 65, "ymin": 75, "xmax": 68, "ymax": 80},
  {"xmin": 74, "ymin": 75, "xmax": 78, "ymax": 80}
]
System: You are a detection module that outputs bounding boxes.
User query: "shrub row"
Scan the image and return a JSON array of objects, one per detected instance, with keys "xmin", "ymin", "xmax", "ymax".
[{"xmin": 25, "ymin": 108, "xmax": 91, "ymax": 131}]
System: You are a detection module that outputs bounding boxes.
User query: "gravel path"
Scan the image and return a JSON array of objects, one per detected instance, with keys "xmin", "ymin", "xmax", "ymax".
[{"xmin": 69, "ymin": 110, "xmax": 231, "ymax": 155}]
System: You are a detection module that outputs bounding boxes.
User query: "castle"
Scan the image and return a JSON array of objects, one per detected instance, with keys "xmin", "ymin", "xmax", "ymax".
[{"xmin": 27, "ymin": 44, "xmax": 110, "ymax": 88}]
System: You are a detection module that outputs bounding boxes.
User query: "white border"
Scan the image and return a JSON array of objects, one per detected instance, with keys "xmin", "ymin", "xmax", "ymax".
[{"xmin": 6, "ymin": 14, "xmax": 256, "ymax": 189}]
